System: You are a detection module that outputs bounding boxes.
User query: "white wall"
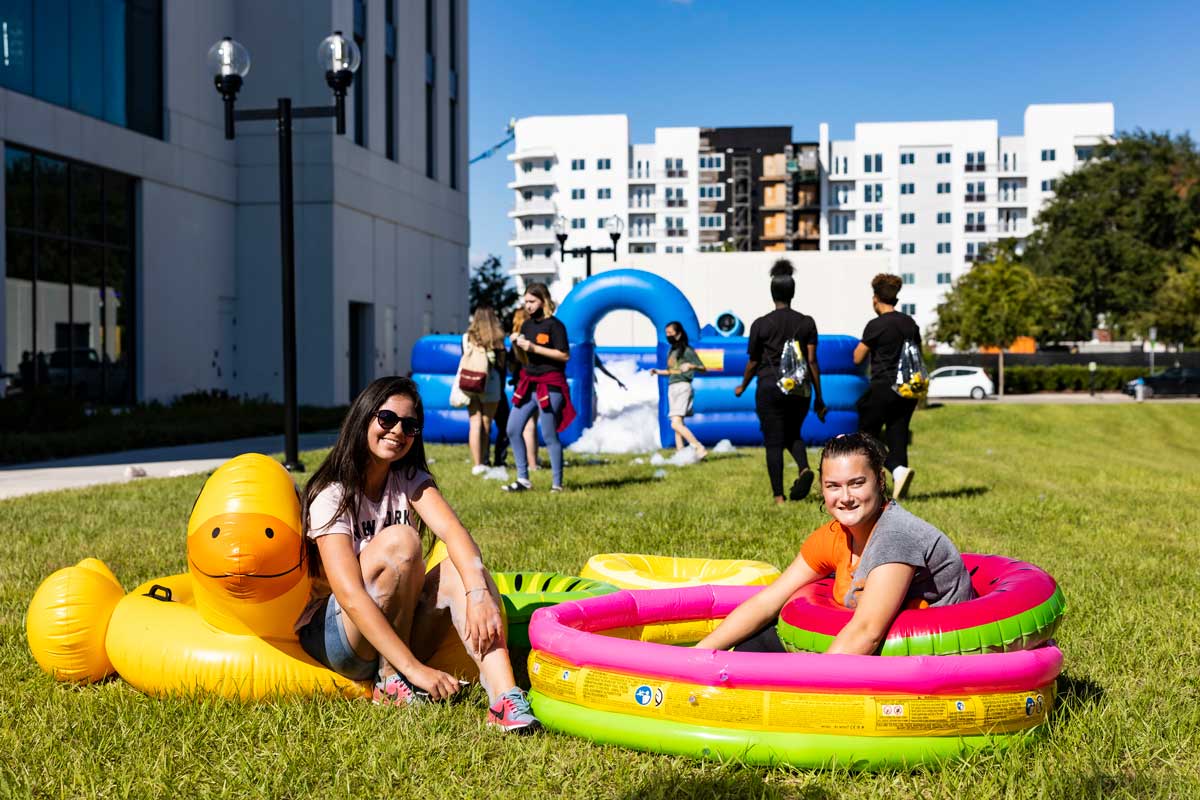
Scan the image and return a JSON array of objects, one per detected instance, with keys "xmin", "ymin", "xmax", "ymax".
[{"xmin": 591, "ymin": 251, "xmax": 890, "ymax": 347}]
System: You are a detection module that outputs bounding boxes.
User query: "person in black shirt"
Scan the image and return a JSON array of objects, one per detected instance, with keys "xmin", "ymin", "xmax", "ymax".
[
  {"xmin": 853, "ymin": 273, "xmax": 921, "ymax": 499},
  {"xmin": 735, "ymin": 260, "xmax": 827, "ymax": 504}
]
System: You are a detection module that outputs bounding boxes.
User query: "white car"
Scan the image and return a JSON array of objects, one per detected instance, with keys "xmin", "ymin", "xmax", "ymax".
[{"xmin": 927, "ymin": 366, "xmax": 994, "ymax": 399}]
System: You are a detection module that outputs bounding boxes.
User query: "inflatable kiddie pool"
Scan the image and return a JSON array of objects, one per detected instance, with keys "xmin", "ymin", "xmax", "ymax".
[
  {"xmin": 777, "ymin": 554, "xmax": 1066, "ymax": 656},
  {"xmin": 580, "ymin": 553, "xmax": 780, "ymax": 590},
  {"xmin": 527, "ymin": 585, "xmax": 1062, "ymax": 769}
]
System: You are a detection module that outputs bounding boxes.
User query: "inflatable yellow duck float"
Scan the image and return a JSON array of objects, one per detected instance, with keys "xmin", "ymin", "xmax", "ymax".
[{"xmin": 28, "ymin": 453, "xmax": 480, "ymax": 699}]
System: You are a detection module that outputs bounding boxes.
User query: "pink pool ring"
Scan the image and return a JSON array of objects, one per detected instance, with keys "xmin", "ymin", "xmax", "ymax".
[
  {"xmin": 777, "ymin": 553, "xmax": 1066, "ymax": 656},
  {"xmin": 527, "ymin": 584, "xmax": 1062, "ymax": 769}
]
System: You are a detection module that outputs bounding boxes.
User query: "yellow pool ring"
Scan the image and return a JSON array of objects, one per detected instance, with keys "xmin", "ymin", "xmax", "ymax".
[
  {"xmin": 580, "ymin": 554, "xmax": 780, "ymax": 590},
  {"xmin": 29, "ymin": 454, "xmax": 479, "ymax": 699}
]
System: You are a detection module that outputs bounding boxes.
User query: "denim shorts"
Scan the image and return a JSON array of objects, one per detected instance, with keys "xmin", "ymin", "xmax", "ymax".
[{"xmin": 297, "ymin": 594, "xmax": 379, "ymax": 681}]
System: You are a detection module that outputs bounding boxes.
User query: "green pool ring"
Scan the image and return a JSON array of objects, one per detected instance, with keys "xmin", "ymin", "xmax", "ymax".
[{"xmin": 493, "ymin": 572, "xmax": 618, "ymax": 649}]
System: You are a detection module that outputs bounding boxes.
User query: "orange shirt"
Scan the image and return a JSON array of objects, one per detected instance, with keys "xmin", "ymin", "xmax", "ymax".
[
  {"xmin": 799, "ymin": 520, "xmax": 858, "ymax": 606},
  {"xmin": 799, "ymin": 520, "xmax": 929, "ymax": 610}
]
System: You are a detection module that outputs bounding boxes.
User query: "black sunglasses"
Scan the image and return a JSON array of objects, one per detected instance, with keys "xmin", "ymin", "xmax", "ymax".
[{"xmin": 373, "ymin": 410, "xmax": 421, "ymax": 436}]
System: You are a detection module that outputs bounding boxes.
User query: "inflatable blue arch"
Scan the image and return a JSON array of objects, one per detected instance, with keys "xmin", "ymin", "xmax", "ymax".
[{"xmin": 412, "ymin": 269, "xmax": 867, "ymax": 447}]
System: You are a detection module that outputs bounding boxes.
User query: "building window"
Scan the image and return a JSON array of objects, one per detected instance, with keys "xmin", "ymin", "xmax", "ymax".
[
  {"xmin": 1041, "ymin": 149, "xmax": 1056, "ymax": 161},
  {"xmin": 900, "ymin": 303, "xmax": 916, "ymax": 315},
  {"xmin": 862, "ymin": 153, "xmax": 882, "ymax": 173},
  {"xmin": 1075, "ymin": 146, "xmax": 1095, "ymax": 161},
  {"xmin": 447, "ymin": 0, "xmax": 459, "ymax": 187},
  {"xmin": 965, "ymin": 181, "xmax": 985, "ymax": 201},
  {"xmin": 966, "ymin": 151, "xmax": 986, "ymax": 171},
  {"xmin": 966, "ymin": 242, "xmax": 977, "ymax": 259},
  {"xmin": 384, "ymin": 1, "xmax": 397, "ymax": 161},
  {"xmin": 353, "ymin": 0, "xmax": 368, "ymax": 147},
  {"xmin": 900, "ymin": 243, "xmax": 915, "ymax": 255},
  {"xmin": 522, "ymin": 248, "xmax": 532, "ymax": 259},
  {"xmin": 830, "ymin": 214, "xmax": 849, "ymax": 235},
  {"xmin": 571, "ymin": 188, "xmax": 585, "ymax": 200},
  {"xmin": 699, "ymin": 155, "xmax": 724, "ymax": 170},
  {"xmin": 699, "ymin": 214, "xmax": 725, "ymax": 229},
  {"xmin": 597, "ymin": 188, "xmax": 611, "ymax": 199},
  {"xmin": 937, "ymin": 182, "xmax": 951, "ymax": 194},
  {"xmin": 900, "ymin": 183, "xmax": 914, "ymax": 195},
  {"xmin": 966, "ymin": 211, "xmax": 985, "ymax": 232},
  {"xmin": 596, "ymin": 218, "xmax": 606, "ymax": 228},
  {"xmin": 864, "ymin": 242, "xmax": 884, "ymax": 251},
  {"xmin": 571, "ymin": 159, "xmax": 585, "ymax": 171},
  {"xmin": 901, "ymin": 273, "xmax": 915, "ymax": 284},
  {"xmin": 699, "ymin": 184, "xmax": 725, "ymax": 200},
  {"xmin": 571, "ymin": 218, "xmax": 585, "ymax": 229},
  {"xmin": 937, "ymin": 211, "xmax": 951, "ymax": 224},
  {"xmin": 937, "ymin": 272, "xmax": 952, "ymax": 284},
  {"xmin": 1041, "ymin": 179, "xmax": 1057, "ymax": 191},
  {"xmin": 863, "ymin": 183, "xmax": 882, "ymax": 202},
  {"xmin": 864, "ymin": 213, "xmax": 883, "ymax": 233},
  {"xmin": 900, "ymin": 212, "xmax": 915, "ymax": 224},
  {"xmin": 937, "ymin": 152, "xmax": 951, "ymax": 164},
  {"xmin": 900, "ymin": 153, "xmax": 915, "ymax": 165},
  {"xmin": 937, "ymin": 242, "xmax": 951, "ymax": 254},
  {"xmin": 0, "ymin": 0, "xmax": 164, "ymax": 138},
  {"xmin": 4, "ymin": 146, "xmax": 137, "ymax": 403},
  {"xmin": 596, "ymin": 158, "xmax": 612, "ymax": 170},
  {"xmin": 829, "ymin": 241, "xmax": 855, "ymax": 251},
  {"xmin": 424, "ymin": 0, "xmax": 435, "ymax": 177}
]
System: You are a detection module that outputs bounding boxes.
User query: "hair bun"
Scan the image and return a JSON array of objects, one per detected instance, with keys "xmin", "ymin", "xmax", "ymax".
[{"xmin": 770, "ymin": 259, "xmax": 795, "ymax": 278}]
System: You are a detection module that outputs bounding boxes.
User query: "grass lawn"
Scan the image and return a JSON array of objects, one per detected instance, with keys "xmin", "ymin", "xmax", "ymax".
[{"xmin": 2, "ymin": 404, "xmax": 1198, "ymax": 799}]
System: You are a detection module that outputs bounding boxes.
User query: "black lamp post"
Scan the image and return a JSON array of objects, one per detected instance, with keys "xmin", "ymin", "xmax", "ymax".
[
  {"xmin": 555, "ymin": 214, "xmax": 623, "ymax": 278},
  {"xmin": 208, "ymin": 34, "xmax": 360, "ymax": 472}
]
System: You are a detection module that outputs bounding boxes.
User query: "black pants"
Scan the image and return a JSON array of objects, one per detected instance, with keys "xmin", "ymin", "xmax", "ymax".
[
  {"xmin": 731, "ymin": 621, "xmax": 787, "ymax": 653},
  {"xmin": 490, "ymin": 388, "xmax": 511, "ymax": 466},
  {"xmin": 856, "ymin": 385, "xmax": 918, "ymax": 472},
  {"xmin": 755, "ymin": 382, "xmax": 810, "ymax": 498}
]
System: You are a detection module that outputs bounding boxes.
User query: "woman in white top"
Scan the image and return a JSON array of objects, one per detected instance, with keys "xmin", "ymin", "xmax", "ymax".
[{"xmin": 296, "ymin": 376, "xmax": 538, "ymax": 731}]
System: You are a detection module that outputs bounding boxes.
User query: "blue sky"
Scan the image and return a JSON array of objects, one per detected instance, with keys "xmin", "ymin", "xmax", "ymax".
[{"xmin": 466, "ymin": 0, "xmax": 1200, "ymax": 266}]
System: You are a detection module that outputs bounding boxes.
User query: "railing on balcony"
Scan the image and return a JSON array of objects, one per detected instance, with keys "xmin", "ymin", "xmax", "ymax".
[
  {"xmin": 665, "ymin": 169, "xmax": 688, "ymax": 179},
  {"xmin": 964, "ymin": 163, "xmax": 987, "ymax": 173},
  {"xmin": 964, "ymin": 223, "xmax": 986, "ymax": 233},
  {"xmin": 511, "ymin": 257, "xmax": 559, "ymax": 276},
  {"xmin": 511, "ymin": 200, "xmax": 557, "ymax": 216},
  {"xmin": 666, "ymin": 228, "xmax": 688, "ymax": 237},
  {"xmin": 964, "ymin": 193, "xmax": 986, "ymax": 203},
  {"xmin": 666, "ymin": 198, "xmax": 688, "ymax": 208},
  {"xmin": 509, "ymin": 228, "xmax": 557, "ymax": 244}
]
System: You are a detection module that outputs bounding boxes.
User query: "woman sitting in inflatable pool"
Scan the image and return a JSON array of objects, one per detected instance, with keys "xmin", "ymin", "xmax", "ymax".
[
  {"xmin": 298, "ymin": 376, "xmax": 539, "ymax": 732},
  {"xmin": 697, "ymin": 432, "xmax": 975, "ymax": 654}
]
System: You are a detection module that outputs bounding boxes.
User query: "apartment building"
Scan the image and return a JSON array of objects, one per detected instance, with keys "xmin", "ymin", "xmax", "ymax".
[
  {"xmin": 820, "ymin": 103, "xmax": 1114, "ymax": 330},
  {"xmin": 508, "ymin": 104, "xmax": 1113, "ymax": 329},
  {"xmin": 2, "ymin": 0, "xmax": 469, "ymax": 407},
  {"xmin": 508, "ymin": 117, "xmax": 818, "ymax": 297}
]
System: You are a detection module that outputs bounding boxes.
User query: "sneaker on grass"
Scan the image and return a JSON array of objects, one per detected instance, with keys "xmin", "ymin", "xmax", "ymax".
[
  {"xmin": 470, "ymin": 464, "xmax": 490, "ymax": 476},
  {"xmin": 372, "ymin": 672, "xmax": 429, "ymax": 706},
  {"xmin": 500, "ymin": 478, "xmax": 533, "ymax": 493},
  {"xmin": 487, "ymin": 687, "xmax": 541, "ymax": 733},
  {"xmin": 892, "ymin": 465, "xmax": 915, "ymax": 500}
]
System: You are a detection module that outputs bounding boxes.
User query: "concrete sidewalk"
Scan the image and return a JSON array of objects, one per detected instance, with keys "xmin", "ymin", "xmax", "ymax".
[{"xmin": 0, "ymin": 431, "xmax": 339, "ymax": 501}]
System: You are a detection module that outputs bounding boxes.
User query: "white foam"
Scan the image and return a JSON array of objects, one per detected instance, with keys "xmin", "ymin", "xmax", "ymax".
[
  {"xmin": 712, "ymin": 439, "xmax": 737, "ymax": 454},
  {"xmin": 481, "ymin": 466, "xmax": 510, "ymax": 481},
  {"xmin": 653, "ymin": 469, "xmax": 668, "ymax": 479},
  {"xmin": 568, "ymin": 360, "xmax": 663, "ymax": 454}
]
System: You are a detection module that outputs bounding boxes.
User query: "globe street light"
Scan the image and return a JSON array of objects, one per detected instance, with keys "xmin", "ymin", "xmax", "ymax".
[
  {"xmin": 209, "ymin": 33, "xmax": 359, "ymax": 471},
  {"xmin": 556, "ymin": 214, "xmax": 623, "ymax": 279}
]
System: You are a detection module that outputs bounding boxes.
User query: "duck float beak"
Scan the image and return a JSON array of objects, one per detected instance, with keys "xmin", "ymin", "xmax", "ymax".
[{"xmin": 188, "ymin": 511, "xmax": 305, "ymax": 602}]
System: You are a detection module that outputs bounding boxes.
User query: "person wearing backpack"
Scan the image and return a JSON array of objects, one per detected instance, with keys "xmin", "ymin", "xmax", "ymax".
[
  {"xmin": 853, "ymin": 273, "xmax": 922, "ymax": 499},
  {"xmin": 735, "ymin": 260, "xmax": 827, "ymax": 505},
  {"xmin": 461, "ymin": 307, "xmax": 507, "ymax": 476}
]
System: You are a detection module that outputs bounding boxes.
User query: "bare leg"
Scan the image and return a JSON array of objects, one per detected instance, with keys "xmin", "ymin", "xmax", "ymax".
[
  {"xmin": 523, "ymin": 414, "xmax": 539, "ymax": 470},
  {"xmin": 411, "ymin": 558, "xmax": 515, "ymax": 704},
  {"xmin": 468, "ymin": 409, "xmax": 484, "ymax": 467},
  {"xmin": 671, "ymin": 416, "xmax": 707, "ymax": 456},
  {"xmin": 338, "ymin": 524, "xmax": 425, "ymax": 677}
]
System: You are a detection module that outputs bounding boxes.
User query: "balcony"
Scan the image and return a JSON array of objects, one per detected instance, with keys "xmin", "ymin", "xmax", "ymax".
[
  {"xmin": 665, "ymin": 198, "xmax": 688, "ymax": 208},
  {"xmin": 508, "ymin": 199, "xmax": 558, "ymax": 218},
  {"xmin": 508, "ymin": 228, "xmax": 558, "ymax": 247},
  {"xmin": 664, "ymin": 168, "xmax": 689, "ymax": 179},
  {"xmin": 964, "ymin": 193, "xmax": 986, "ymax": 203},
  {"xmin": 507, "ymin": 170, "xmax": 556, "ymax": 189},
  {"xmin": 666, "ymin": 228, "xmax": 689, "ymax": 237},
  {"xmin": 628, "ymin": 170, "xmax": 657, "ymax": 182},
  {"xmin": 628, "ymin": 201, "xmax": 660, "ymax": 212},
  {"xmin": 996, "ymin": 193, "xmax": 1027, "ymax": 206},
  {"xmin": 627, "ymin": 227, "xmax": 660, "ymax": 240},
  {"xmin": 509, "ymin": 257, "xmax": 559, "ymax": 278},
  {"xmin": 963, "ymin": 223, "xmax": 986, "ymax": 233},
  {"xmin": 964, "ymin": 163, "xmax": 987, "ymax": 173},
  {"xmin": 507, "ymin": 147, "xmax": 556, "ymax": 162}
]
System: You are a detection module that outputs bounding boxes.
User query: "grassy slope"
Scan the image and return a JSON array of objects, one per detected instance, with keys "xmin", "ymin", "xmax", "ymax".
[{"xmin": 1, "ymin": 405, "xmax": 1198, "ymax": 799}]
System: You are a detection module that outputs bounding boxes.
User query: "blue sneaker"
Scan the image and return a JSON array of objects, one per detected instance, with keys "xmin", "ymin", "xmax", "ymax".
[{"xmin": 487, "ymin": 687, "xmax": 541, "ymax": 733}]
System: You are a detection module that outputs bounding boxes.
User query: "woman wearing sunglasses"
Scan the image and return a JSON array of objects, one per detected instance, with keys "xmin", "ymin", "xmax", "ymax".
[{"xmin": 296, "ymin": 376, "xmax": 539, "ymax": 732}]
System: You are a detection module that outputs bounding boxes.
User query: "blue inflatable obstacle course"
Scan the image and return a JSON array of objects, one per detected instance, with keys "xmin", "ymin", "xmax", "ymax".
[{"xmin": 411, "ymin": 270, "xmax": 867, "ymax": 447}]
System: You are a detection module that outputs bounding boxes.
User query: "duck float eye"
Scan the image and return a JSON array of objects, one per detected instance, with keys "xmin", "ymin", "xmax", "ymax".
[
  {"xmin": 265, "ymin": 528, "xmax": 274, "ymax": 539},
  {"xmin": 211, "ymin": 527, "xmax": 220, "ymax": 538}
]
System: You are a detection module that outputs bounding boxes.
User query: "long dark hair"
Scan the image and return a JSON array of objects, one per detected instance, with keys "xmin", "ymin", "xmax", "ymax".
[
  {"xmin": 665, "ymin": 320, "xmax": 688, "ymax": 359},
  {"xmin": 302, "ymin": 376, "xmax": 434, "ymax": 571}
]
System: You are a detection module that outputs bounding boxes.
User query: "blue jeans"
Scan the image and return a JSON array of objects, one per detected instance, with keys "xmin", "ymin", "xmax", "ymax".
[
  {"xmin": 298, "ymin": 594, "xmax": 378, "ymax": 681},
  {"xmin": 507, "ymin": 389, "xmax": 564, "ymax": 486}
]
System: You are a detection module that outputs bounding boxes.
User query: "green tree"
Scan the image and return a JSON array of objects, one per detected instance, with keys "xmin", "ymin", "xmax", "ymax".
[
  {"xmin": 1024, "ymin": 131, "xmax": 1200, "ymax": 339},
  {"xmin": 1146, "ymin": 240, "xmax": 1200, "ymax": 347},
  {"xmin": 468, "ymin": 254, "xmax": 520, "ymax": 330},
  {"xmin": 933, "ymin": 251, "xmax": 1046, "ymax": 396}
]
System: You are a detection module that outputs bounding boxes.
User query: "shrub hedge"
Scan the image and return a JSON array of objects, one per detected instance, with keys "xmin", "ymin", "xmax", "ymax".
[
  {"xmin": 999, "ymin": 365, "xmax": 1146, "ymax": 394},
  {"xmin": 0, "ymin": 390, "xmax": 346, "ymax": 464}
]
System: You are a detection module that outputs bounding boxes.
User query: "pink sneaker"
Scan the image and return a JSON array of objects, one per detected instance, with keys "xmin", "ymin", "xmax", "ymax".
[
  {"xmin": 372, "ymin": 673, "xmax": 428, "ymax": 706},
  {"xmin": 487, "ymin": 688, "xmax": 541, "ymax": 733}
]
